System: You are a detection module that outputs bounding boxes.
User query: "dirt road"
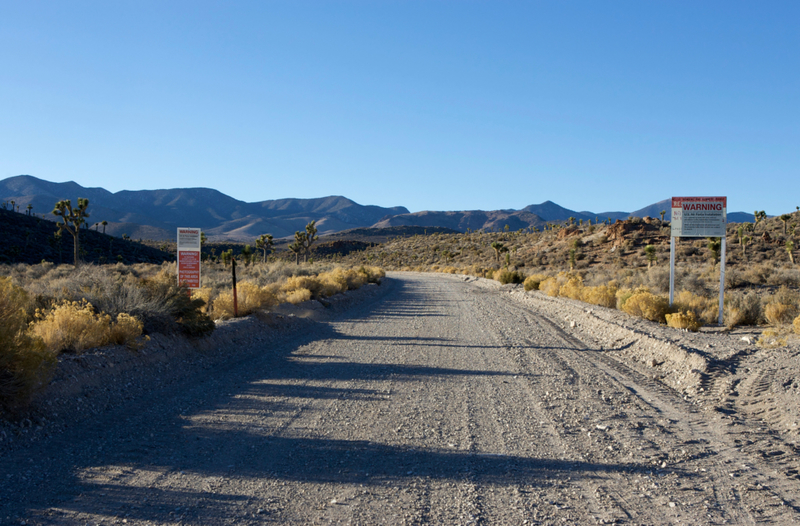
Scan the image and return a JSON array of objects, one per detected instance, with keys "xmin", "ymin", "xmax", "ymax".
[{"xmin": 2, "ymin": 272, "xmax": 800, "ymax": 524}]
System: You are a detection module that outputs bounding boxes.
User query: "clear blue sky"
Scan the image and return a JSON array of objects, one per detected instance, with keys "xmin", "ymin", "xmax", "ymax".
[{"xmin": 1, "ymin": 1, "xmax": 797, "ymax": 215}]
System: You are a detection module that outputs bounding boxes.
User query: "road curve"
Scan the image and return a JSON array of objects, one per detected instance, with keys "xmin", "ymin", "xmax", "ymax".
[{"xmin": 2, "ymin": 272, "xmax": 799, "ymax": 525}]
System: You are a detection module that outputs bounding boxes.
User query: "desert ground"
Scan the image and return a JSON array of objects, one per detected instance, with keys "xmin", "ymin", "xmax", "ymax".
[{"xmin": 2, "ymin": 272, "xmax": 799, "ymax": 525}]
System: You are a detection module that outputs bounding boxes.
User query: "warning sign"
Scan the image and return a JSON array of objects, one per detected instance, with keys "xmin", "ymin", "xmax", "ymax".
[
  {"xmin": 177, "ymin": 227, "xmax": 202, "ymax": 289},
  {"xmin": 671, "ymin": 197, "xmax": 727, "ymax": 238}
]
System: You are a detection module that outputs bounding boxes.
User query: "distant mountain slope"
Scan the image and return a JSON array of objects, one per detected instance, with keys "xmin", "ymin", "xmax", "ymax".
[
  {"xmin": 0, "ymin": 175, "xmax": 408, "ymax": 241},
  {"xmin": 371, "ymin": 209, "xmax": 548, "ymax": 232}
]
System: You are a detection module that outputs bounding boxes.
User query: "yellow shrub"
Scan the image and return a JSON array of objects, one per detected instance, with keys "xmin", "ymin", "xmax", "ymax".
[
  {"xmin": 282, "ymin": 276, "xmax": 324, "ymax": 298},
  {"xmin": 523, "ymin": 274, "xmax": 548, "ymax": 291},
  {"xmin": 540, "ymin": 277, "xmax": 560, "ymax": 297},
  {"xmin": 620, "ymin": 291, "xmax": 670, "ymax": 323},
  {"xmin": 673, "ymin": 290, "xmax": 717, "ymax": 326},
  {"xmin": 191, "ymin": 287, "xmax": 213, "ymax": 314},
  {"xmin": 757, "ymin": 328, "xmax": 788, "ymax": 348},
  {"xmin": 317, "ymin": 269, "xmax": 348, "ymax": 297},
  {"xmin": 285, "ymin": 288, "xmax": 312, "ymax": 304},
  {"xmin": 29, "ymin": 300, "xmax": 144, "ymax": 353},
  {"xmin": 109, "ymin": 313, "xmax": 148, "ymax": 349},
  {"xmin": 793, "ymin": 314, "xmax": 800, "ymax": 335},
  {"xmin": 439, "ymin": 266, "xmax": 459, "ymax": 274},
  {"xmin": 666, "ymin": 311, "xmax": 701, "ymax": 331},
  {"xmin": 764, "ymin": 303, "xmax": 797, "ymax": 326},
  {"xmin": 211, "ymin": 282, "xmax": 277, "ymax": 320},
  {"xmin": 581, "ymin": 284, "xmax": 618, "ymax": 309},
  {"xmin": 1, "ymin": 278, "xmax": 55, "ymax": 408},
  {"xmin": 558, "ymin": 275, "xmax": 584, "ymax": 300}
]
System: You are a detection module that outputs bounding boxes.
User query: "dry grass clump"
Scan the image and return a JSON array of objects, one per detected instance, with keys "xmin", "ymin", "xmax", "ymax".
[
  {"xmin": 619, "ymin": 290, "xmax": 670, "ymax": 323},
  {"xmin": 0, "ymin": 278, "xmax": 56, "ymax": 410},
  {"xmin": 763, "ymin": 287, "xmax": 800, "ymax": 326},
  {"xmin": 666, "ymin": 311, "xmax": 701, "ymax": 332},
  {"xmin": 672, "ymin": 290, "xmax": 718, "ymax": 326},
  {"xmin": 724, "ymin": 291, "xmax": 762, "ymax": 328},
  {"xmin": 523, "ymin": 274, "xmax": 548, "ymax": 291},
  {"xmin": 284, "ymin": 288, "xmax": 312, "ymax": 304},
  {"xmin": 764, "ymin": 303, "xmax": 797, "ymax": 326},
  {"xmin": 211, "ymin": 282, "xmax": 278, "ymax": 320},
  {"xmin": 580, "ymin": 283, "xmax": 618, "ymax": 309},
  {"xmin": 793, "ymin": 314, "xmax": 800, "ymax": 335},
  {"xmin": 29, "ymin": 300, "xmax": 146, "ymax": 353},
  {"xmin": 558, "ymin": 275, "xmax": 584, "ymax": 300},
  {"xmin": 493, "ymin": 269, "xmax": 525, "ymax": 285},
  {"xmin": 539, "ymin": 276, "xmax": 560, "ymax": 297},
  {"xmin": 757, "ymin": 328, "xmax": 788, "ymax": 349}
]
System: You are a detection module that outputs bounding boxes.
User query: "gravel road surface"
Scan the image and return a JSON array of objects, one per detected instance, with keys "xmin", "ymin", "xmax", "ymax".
[{"xmin": 2, "ymin": 272, "xmax": 799, "ymax": 525}]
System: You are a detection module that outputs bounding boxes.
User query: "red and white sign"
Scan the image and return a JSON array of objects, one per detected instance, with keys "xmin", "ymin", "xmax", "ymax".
[
  {"xmin": 671, "ymin": 197, "xmax": 727, "ymax": 238},
  {"xmin": 177, "ymin": 228, "xmax": 202, "ymax": 289}
]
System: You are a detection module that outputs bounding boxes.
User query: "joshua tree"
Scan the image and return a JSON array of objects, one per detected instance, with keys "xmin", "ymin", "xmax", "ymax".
[
  {"xmin": 780, "ymin": 214, "xmax": 791, "ymax": 235},
  {"xmin": 568, "ymin": 248, "xmax": 576, "ymax": 271},
  {"xmin": 644, "ymin": 245, "xmax": 657, "ymax": 268},
  {"xmin": 754, "ymin": 210, "xmax": 766, "ymax": 229},
  {"xmin": 52, "ymin": 198, "xmax": 90, "ymax": 265},
  {"xmin": 787, "ymin": 240, "xmax": 795, "ymax": 265},
  {"xmin": 660, "ymin": 210, "xmax": 666, "ymax": 221},
  {"xmin": 26, "ymin": 204, "xmax": 33, "ymax": 216},
  {"xmin": 241, "ymin": 244, "xmax": 254, "ymax": 266},
  {"xmin": 707, "ymin": 237, "xmax": 721, "ymax": 265},
  {"xmin": 101, "ymin": 220, "xmax": 108, "ymax": 234},
  {"xmin": 490, "ymin": 241, "xmax": 506, "ymax": 264},
  {"xmin": 288, "ymin": 236, "xmax": 304, "ymax": 265},
  {"xmin": 300, "ymin": 220, "xmax": 318, "ymax": 262},
  {"xmin": 255, "ymin": 233, "xmax": 274, "ymax": 263}
]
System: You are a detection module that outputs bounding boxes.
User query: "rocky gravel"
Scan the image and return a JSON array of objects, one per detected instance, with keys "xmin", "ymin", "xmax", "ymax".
[{"xmin": 2, "ymin": 272, "xmax": 800, "ymax": 525}]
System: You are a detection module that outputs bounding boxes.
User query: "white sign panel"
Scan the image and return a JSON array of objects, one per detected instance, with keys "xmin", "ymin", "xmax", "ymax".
[
  {"xmin": 177, "ymin": 227, "xmax": 202, "ymax": 250},
  {"xmin": 177, "ymin": 228, "xmax": 202, "ymax": 289},
  {"xmin": 671, "ymin": 197, "xmax": 727, "ymax": 238}
]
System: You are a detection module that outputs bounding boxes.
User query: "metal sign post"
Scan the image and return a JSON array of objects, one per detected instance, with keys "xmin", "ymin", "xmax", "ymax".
[
  {"xmin": 177, "ymin": 227, "xmax": 202, "ymax": 290},
  {"xmin": 669, "ymin": 197, "xmax": 727, "ymax": 325}
]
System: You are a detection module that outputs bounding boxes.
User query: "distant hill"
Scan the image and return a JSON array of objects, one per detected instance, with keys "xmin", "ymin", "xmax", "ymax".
[
  {"xmin": 1, "ymin": 176, "xmax": 759, "ymax": 240},
  {"xmin": 0, "ymin": 175, "xmax": 409, "ymax": 241},
  {"xmin": 0, "ymin": 208, "xmax": 172, "ymax": 265}
]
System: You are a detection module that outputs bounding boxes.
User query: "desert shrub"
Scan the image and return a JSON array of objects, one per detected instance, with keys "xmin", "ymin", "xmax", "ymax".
[
  {"xmin": 360, "ymin": 266, "xmax": 385, "ymax": 284},
  {"xmin": 645, "ymin": 267, "xmax": 670, "ymax": 294},
  {"xmin": 141, "ymin": 272, "xmax": 215, "ymax": 337},
  {"xmin": 285, "ymin": 288, "xmax": 312, "ymax": 304},
  {"xmin": 439, "ymin": 266, "xmax": 459, "ymax": 274},
  {"xmin": 757, "ymin": 328, "xmax": 788, "ymax": 349},
  {"xmin": 673, "ymin": 290, "xmax": 718, "ymax": 325},
  {"xmin": 109, "ymin": 313, "xmax": 147, "ymax": 347},
  {"xmin": 191, "ymin": 287, "xmax": 213, "ymax": 314},
  {"xmin": 764, "ymin": 303, "xmax": 797, "ymax": 326},
  {"xmin": 282, "ymin": 275, "xmax": 324, "ymax": 298},
  {"xmin": 523, "ymin": 274, "xmax": 548, "ymax": 291},
  {"xmin": 620, "ymin": 291, "xmax": 670, "ymax": 323},
  {"xmin": 615, "ymin": 287, "xmax": 641, "ymax": 310},
  {"xmin": 793, "ymin": 314, "xmax": 800, "ymax": 335},
  {"xmin": 494, "ymin": 269, "xmax": 525, "ymax": 285},
  {"xmin": 766, "ymin": 268, "xmax": 800, "ymax": 288},
  {"xmin": 539, "ymin": 277, "xmax": 560, "ymax": 297},
  {"xmin": 210, "ymin": 282, "xmax": 278, "ymax": 320},
  {"xmin": 677, "ymin": 271, "xmax": 710, "ymax": 297},
  {"xmin": 29, "ymin": 300, "xmax": 145, "ymax": 353},
  {"xmin": 724, "ymin": 291, "xmax": 762, "ymax": 327},
  {"xmin": 558, "ymin": 275, "xmax": 584, "ymax": 300},
  {"xmin": 581, "ymin": 284, "xmax": 618, "ymax": 309},
  {"xmin": 666, "ymin": 311, "xmax": 701, "ymax": 332},
  {"xmin": 0, "ymin": 278, "xmax": 55, "ymax": 410}
]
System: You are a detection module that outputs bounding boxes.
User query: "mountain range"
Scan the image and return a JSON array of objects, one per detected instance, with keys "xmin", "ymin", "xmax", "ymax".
[{"xmin": 0, "ymin": 175, "xmax": 753, "ymax": 241}]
